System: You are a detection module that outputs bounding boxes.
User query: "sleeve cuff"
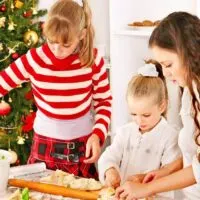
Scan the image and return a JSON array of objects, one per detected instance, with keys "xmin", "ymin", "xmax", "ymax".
[
  {"xmin": 93, "ymin": 128, "xmax": 106, "ymax": 145},
  {"xmin": 192, "ymin": 155, "xmax": 200, "ymax": 183}
]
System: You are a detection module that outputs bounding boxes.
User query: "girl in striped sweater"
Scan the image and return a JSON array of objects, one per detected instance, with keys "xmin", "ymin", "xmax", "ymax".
[{"xmin": 0, "ymin": 0, "xmax": 111, "ymax": 179}]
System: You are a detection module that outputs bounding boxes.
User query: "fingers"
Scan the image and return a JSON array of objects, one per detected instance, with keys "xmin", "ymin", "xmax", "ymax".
[
  {"xmin": 106, "ymin": 180, "xmax": 120, "ymax": 188},
  {"xmin": 115, "ymin": 186, "xmax": 124, "ymax": 198},
  {"xmin": 85, "ymin": 139, "xmax": 91, "ymax": 158},
  {"xmin": 84, "ymin": 143, "xmax": 100, "ymax": 163},
  {"xmin": 119, "ymin": 191, "xmax": 128, "ymax": 199},
  {"xmin": 142, "ymin": 173, "xmax": 155, "ymax": 183}
]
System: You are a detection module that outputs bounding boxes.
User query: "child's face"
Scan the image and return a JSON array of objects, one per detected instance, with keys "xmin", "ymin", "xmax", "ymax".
[
  {"xmin": 47, "ymin": 37, "xmax": 80, "ymax": 59},
  {"xmin": 128, "ymin": 96, "xmax": 165, "ymax": 133},
  {"xmin": 151, "ymin": 46, "xmax": 187, "ymax": 87}
]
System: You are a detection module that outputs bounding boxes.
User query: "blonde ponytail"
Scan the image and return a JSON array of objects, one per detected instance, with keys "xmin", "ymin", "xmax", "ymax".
[{"xmin": 79, "ymin": 0, "xmax": 95, "ymax": 67}]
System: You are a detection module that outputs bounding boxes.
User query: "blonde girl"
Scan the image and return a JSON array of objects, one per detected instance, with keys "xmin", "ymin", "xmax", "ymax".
[{"xmin": 98, "ymin": 61, "xmax": 180, "ymax": 199}]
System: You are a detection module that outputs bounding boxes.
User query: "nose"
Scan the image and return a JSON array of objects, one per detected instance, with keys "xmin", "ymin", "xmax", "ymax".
[
  {"xmin": 162, "ymin": 67, "xmax": 171, "ymax": 78},
  {"xmin": 52, "ymin": 44, "xmax": 61, "ymax": 56},
  {"xmin": 135, "ymin": 116, "xmax": 143, "ymax": 126}
]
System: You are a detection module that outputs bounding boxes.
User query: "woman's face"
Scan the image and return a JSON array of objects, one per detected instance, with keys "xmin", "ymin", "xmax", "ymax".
[{"xmin": 151, "ymin": 46, "xmax": 187, "ymax": 87}]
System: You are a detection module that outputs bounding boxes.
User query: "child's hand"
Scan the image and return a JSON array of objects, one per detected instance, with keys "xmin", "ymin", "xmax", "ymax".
[
  {"xmin": 115, "ymin": 181, "xmax": 150, "ymax": 200},
  {"xmin": 105, "ymin": 167, "xmax": 121, "ymax": 188},
  {"xmin": 143, "ymin": 167, "xmax": 170, "ymax": 183},
  {"xmin": 84, "ymin": 134, "xmax": 101, "ymax": 163}
]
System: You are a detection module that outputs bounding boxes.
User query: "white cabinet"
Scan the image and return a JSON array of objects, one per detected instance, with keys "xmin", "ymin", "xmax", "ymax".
[{"xmin": 109, "ymin": 0, "xmax": 197, "ymax": 134}]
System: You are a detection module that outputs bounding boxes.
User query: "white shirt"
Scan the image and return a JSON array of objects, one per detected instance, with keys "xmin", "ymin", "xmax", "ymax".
[
  {"xmin": 98, "ymin": 117, "xmax": 181, "ymax": 198},
  {"xmin": 34, "ymin": 110, "xmax": 93, "ymax": 140},
  {"xmin": 178, "ymin": 86, "xmax": 200, "ymax": 200}
]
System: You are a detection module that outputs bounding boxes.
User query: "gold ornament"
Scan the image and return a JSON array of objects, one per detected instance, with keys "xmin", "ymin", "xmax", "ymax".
[
  {"xmin": 23, "ymin": 30, "xmax": 38, "ymax": 46},
  {"xmin": 31, "ymin": 7, "xmax": 38, "ymax": 15},
  {"xmin": 0, "ymin": 43, "xmax": 3, "ymax": 51},
  {"xmin": 8, "ymin": 21, "xmax": 17, "ymax": 31},
  {"xmin": 11, "ymin": 3, "xmax": 14, "ymax": 11},
  {"xmin": 8, "ymin": 149, "xmax": 18, "ymax": 164},
  {"xmin": 0, "ymin": 17, "xmax": 6, "ymax": 28},
  {"xmin": 17, "ymin": 136, "xmax": 25, "ymax": 145},
  {"xmin": 15, "ymin": 0, "xmax": 24, "ymax": 9}
]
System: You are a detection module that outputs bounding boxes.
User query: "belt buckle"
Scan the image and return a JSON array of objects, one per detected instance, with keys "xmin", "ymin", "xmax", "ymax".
[
  {"xmin": 68, "ymin": 154, "xmax": 79, "ymax": 163},
  {"xmin": 67, "ymin": 142, "xmax": 75, "ymax": 149}
]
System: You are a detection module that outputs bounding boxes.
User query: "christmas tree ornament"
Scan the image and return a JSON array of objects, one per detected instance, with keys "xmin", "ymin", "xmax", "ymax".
[
  {"xmin": 15, "ymin": 0, "xmax": 24, "ymax": 9},
  {"xmin": 31, "ymin": 7, "xmax": 38, "ymax": 15},
  {"xmin": 17, "ymin": 136, "xmax": 25, "ymax": 145},
  {"xmin": 0, "ymin": 4, "xmax": 6, "ymax": 12},
  {"xmin": 8, "ymin": 47, "xmax": 16, "ymax": 54},
  {"xmin": 24, "ymin": 30, "xmax": 38, "ymax": 46},
  {"xmin": 8, "ymin": 149, "xmax": 18, "ymax": 164},
  {"xmin": 8, "ymin": 97, "xmax": 12, "ymax": 103},
  {"xmin": 23, "ymin": 10, "xmax": 32, "ymax": 18},
  {"xmin": 12, "ymin": 52, "xmax": 19, "ymax": 59},
  {"xmin": 0, "ymin": 100, "xmax": 11, "ymax": 116},
  {"xmin": 0, "ymin": 17, "xmax": 6, "ymax": 28},
  {"xmin": 11, "ymin": 3, "xmax": 14, "ymax": 11},
  {"xmin": 0, "ymin": 43, "xmax": 3, "ymax": 51},
  {"xmin": 8, "ymin": 21, "xmax": 17, "ymax": 31}
]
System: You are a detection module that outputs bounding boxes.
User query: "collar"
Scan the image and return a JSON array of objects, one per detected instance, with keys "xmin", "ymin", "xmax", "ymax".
[{"xmin": 42, "ymin": 43, "xmax": 79, "ymax": 68}]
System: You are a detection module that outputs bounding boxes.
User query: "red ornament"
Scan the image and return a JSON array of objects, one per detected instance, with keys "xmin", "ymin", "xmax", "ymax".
[
  {"xmin": 0, "ymin": 5, "xmax": 6, "ymax": 12},
  {"xmin": 0, "ymin": 100, "xmax": 11, "ymax": 116},
  {"xmin": 23, "ymin": 10, "xmax": 32, "ymax": 18},
  {"xmin": 22, "ymin": 112, "xmax": 36, "ymax": 132},
  {"xmin": 12, "ymin": 53, "xmax": 19, "ymax": 60}
]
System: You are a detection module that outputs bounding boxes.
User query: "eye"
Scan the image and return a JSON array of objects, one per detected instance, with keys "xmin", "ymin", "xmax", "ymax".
[
  {"xmin": 143, "ymin": 114, "xmax": 151, "ymax": 118},
  {"xmin": 131, "ymin": 113, "xmax": 136, "ymax": 116},
  {"xmin": 165, "ymin": 64, "xmax": 172, "ymax": 68},
  {"xmin": 47, "ymin": 39, "xmax": 56, "ymax": 44},
  {"xmin": 63, "ymin": 44, "xmax": 71, "ymax": 48}
]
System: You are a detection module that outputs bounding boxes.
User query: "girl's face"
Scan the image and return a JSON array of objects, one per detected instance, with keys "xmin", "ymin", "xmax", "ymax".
[
  {"xmin": 151, "ymin": 46, "xmax": 187, "ymax": 87},
  {"xmin": 128, "ymin": 96, "xmax": 166, "ymax": 133},
  {"xmin": 47, "ymin": 37, "xmax": 80, "ymax": 59}
]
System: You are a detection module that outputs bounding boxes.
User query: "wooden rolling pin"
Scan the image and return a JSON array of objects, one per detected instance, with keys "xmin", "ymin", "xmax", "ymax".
[{"xmin": 8, "ymin": 178, "xmax": 99, "ymax": 200}]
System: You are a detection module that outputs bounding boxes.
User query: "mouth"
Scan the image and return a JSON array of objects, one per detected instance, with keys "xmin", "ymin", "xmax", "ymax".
[
  {"xmin": 55, "ymin": 56, "xmax": 66, "ymax": 59},
  {"xmin": 140, "ymin": 125, "xmax": 146, "ymax": 129}
]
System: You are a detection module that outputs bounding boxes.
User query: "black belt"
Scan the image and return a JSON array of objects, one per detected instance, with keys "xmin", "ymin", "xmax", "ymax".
[{"xmin": 50, "ymin": 152, "xmax": 85, "ymax": 163}]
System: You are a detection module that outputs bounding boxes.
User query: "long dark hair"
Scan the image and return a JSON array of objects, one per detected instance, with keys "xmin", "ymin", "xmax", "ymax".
[{"xmin": 149, "ymin": 12, "xmax": 200, "ymax": 159}]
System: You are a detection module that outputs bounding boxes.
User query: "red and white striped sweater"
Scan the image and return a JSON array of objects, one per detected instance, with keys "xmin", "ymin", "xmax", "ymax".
[{"xmin": 0, "ymin": 44, "xmax": 112, "ymax": 142}]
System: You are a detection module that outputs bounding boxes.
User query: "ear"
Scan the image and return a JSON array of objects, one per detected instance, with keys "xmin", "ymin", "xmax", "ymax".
[
  {"xmin": 159, "ymin": 100, "xmax": 167, "ymax": 114},
  {"xmin": 79, "ymin": 28, "xmax": 87, "ymax": 40}
]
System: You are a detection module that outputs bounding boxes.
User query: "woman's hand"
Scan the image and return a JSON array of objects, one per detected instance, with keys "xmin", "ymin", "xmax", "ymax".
[
  {"xmin": 84, "ymin": 134, "xmax": 101, "ymax": 163},
  {"xmin": 143, "ymin": 167, "xmax": 170, "ymax": 183},
  {"xmin": 115, "ymin": 181, "xmax": 151, "ymax": 200},
  {"xmin": 126, "ymin": 174, "xmax": 145, "ymax": 183},
  {"xmin": 105, "ymin": 167, "xmax": 121, "ymax": 188}
]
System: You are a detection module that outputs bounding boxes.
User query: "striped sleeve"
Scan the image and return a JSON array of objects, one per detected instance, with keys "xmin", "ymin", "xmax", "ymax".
[
  {"xmin": 0, "ymin": 54, "xmax": 30, "ymax": 97},
  {"xmin": 92, "ymin": 50, "xmax": 112, "ymax": 144}
]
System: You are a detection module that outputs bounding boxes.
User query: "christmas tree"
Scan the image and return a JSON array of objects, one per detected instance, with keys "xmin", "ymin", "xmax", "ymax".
[{"xmin": 0, "ymin": 0, "xmax": 47, "ymax": 165}]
